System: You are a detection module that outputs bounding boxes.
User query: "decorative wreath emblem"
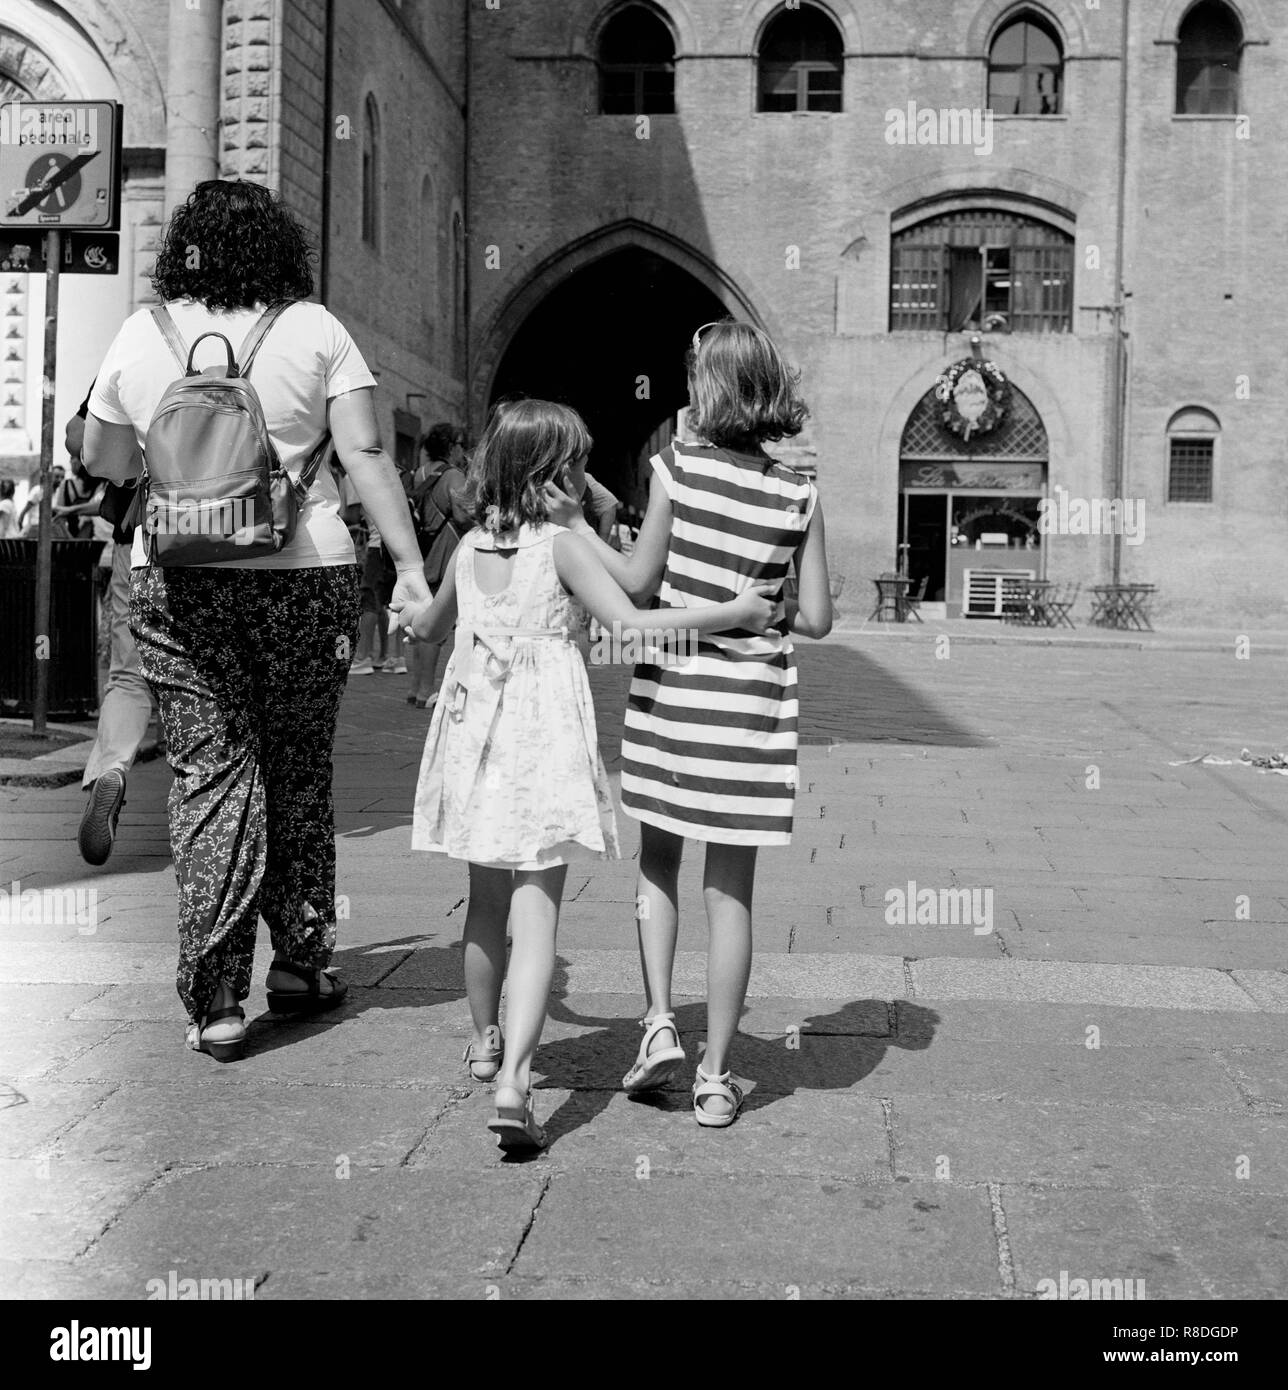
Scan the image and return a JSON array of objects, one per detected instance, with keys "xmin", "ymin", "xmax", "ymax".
[{"xmin": 933, "ymin": 358, "xmax": 1011, "ymax": 441}]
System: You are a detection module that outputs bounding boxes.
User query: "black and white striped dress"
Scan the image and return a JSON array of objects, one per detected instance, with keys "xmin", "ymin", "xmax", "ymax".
[{"xmin": 620, "ymin": 441, "xmax": 818, "ymax": 846}]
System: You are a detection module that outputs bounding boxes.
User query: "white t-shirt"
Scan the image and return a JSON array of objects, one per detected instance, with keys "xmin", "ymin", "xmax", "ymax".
[{"xmin": 89, "ymin": 299, "xmax": 376, "ymax": 569}]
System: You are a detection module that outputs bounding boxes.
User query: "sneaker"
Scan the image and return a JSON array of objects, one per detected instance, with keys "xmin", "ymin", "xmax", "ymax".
[
  {"xmin": 78, "ymin": 769, "xmax": 126, "ymax": 866},
  {"xmin": 349, "ymin": 657, "xmax": 374, "ymax": 675},
  {"xmin": 380, "ymin": 657, "xmax": 405, "ymax": 673}
]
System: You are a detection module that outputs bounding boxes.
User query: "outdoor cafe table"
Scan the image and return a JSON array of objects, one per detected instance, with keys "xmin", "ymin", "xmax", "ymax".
[
  {"xmin": 869, "ymin": 574, "xmax": 913, "ymax": 622},
  {"xmin": 1089, "ymin": 582, "xmax": 1156, "ymax": 631},
  {"xmin": 1006, "ymin": 578, "xmax": 1054, "ymax": 626}
]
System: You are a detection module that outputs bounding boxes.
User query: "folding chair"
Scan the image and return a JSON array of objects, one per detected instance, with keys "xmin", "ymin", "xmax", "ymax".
[
  {"xmin": 1045, "ymin": 581, "xmax": 1080, "ymax": 629},
  {"xmin": 901, "ymin": 574, "xmax": 928, "ymax": 622}
]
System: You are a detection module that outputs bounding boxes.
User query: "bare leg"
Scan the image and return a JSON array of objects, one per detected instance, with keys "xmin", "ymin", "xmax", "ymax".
[
  {"xmin": 699, "ymin": 842, "xmax": 757, "ymax": 1114},
  {"xmin": 636, "ymin": 822, "xmax": 683, "ymax": 1025},
  {"xmin": 463, "ymin": 864, "xmax": 512, "ymax": 1050},
  {"xmin": 494, "ymin": 865, "xmax": 566, "ymax": 1097}
]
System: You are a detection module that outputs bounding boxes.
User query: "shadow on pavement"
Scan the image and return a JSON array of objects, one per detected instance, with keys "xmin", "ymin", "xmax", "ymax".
[
  {"xmin": 587, "ymin": 645, "xmax": 986, "ymax": 764},
  {"xmin": 532, "ymin": 962, "xmax": 942, "ymax": 1149}
]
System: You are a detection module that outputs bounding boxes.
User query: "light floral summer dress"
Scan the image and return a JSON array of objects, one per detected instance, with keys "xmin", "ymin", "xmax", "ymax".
[{"xmin": 412, "ymin": 521, "xmax": 620, "ymax": 868}]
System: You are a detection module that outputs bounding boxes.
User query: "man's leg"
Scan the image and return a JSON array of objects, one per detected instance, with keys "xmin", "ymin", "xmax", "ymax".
[{"xmin": 79, "ymin": 545, "xmax": 158, "ymax": 864}]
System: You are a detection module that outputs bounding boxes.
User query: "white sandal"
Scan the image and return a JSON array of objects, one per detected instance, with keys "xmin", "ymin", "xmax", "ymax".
[
  {"xmin": 622, "ymin": 1011, "xmax": 686, "ymax": 1093},
  {"xmin": 693, "ymin": 1063, "xmax": 744, "ymax": 1128}
]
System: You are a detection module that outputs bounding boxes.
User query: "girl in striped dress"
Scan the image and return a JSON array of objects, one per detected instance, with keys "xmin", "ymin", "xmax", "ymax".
[{"xmin": 553, "ymin": 322, "xmax": 833, "ymax": 1127}]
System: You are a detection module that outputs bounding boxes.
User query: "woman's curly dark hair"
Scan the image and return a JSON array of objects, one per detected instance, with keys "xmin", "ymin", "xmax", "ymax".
[{"xmin": 150, "ymin": 179, "xmax": 316, "ymax": 309}]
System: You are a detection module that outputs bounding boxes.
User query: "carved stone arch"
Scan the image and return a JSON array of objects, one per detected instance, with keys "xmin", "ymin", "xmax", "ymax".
[
  {"xmin": 563, "ymin": 0, "xmax": 699, "ymax": 58},
  {"xmin": 966, "ymin": 0, "xmax": 1089, "ymax": 58},
  {"xmin": 4, "ymin": 0, "xmax": 167, "ymax": 144},
  {"xmin": 875, "ymin": 352, "xmax": 1071, "ymax": 489},
  {"xmin": 743, "ymin": 0, "xmax": 861, "ymax": 56},
  {"xmin": 882, "ymin": 167, "xmax": 1087, "ymax": 225},
  {"xmin": 1155, "ymin": 0, "xmax": 1270, "ymax": 46},
  {"xmin": 471, "ymin": 218, "xmax": 775, "ymax": 427}
]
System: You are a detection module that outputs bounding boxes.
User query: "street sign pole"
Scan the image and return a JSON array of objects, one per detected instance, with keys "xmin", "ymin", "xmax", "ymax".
[{"xmin": 32, "ymin": 228, "xmax": 61, "ymax": 735}]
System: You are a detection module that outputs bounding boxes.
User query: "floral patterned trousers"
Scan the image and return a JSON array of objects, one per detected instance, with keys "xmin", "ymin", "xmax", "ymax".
[{"xmin": 129, "ymin": 564, "xmax": 360, "ymax": 1023}]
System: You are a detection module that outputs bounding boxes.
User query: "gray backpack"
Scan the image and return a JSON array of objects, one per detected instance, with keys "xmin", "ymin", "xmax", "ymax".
[{"xmin": 141, "ymin": 301, "xmax": 330, "ymax": 565}]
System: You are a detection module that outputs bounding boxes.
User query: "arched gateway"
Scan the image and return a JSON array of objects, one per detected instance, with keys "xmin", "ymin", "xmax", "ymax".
[
  {"xmin": 898, "ymin": 378, "xmax": 1049, "ymax": 616},
  {"xmin": 476, "ymin": 225, "xmax": 766, "ymax": 518}
]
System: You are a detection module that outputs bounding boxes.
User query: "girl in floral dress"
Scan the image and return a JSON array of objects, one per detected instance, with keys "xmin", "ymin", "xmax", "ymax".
[{"xmin": 395, "ymin": 398, "xmax": 775, "ymax": 1150}]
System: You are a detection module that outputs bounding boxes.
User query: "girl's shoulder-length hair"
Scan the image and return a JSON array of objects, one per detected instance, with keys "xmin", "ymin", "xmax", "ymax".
[
  {"xmin": 462, "ymin": 397, "xmax": 593, "ymax": 534},
  {"xmin": 686, "ymin": 320, "xmax": 808, "ymax": 452}
]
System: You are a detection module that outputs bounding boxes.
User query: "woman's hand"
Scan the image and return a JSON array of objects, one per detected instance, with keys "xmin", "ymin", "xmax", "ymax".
[
  {"xmin": 390, "ymin": 566, "xmax": 431, "ymax": 615},
  {"xmin": 727, "ymin": 582, "xmax": 780, "ymax": 633},
  {"xmin": 542, "ymin": 477, "xmax": 590, "ymax": 533},
  {"xmin": 392, "ymin": 598, "xmax": 431, "ymax": 642}
]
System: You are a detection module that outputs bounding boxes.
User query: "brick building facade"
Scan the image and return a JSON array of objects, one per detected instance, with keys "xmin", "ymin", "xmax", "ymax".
[{"xmin": 2, "ymin": 0, "xmax": 1283, "ymax": 622}]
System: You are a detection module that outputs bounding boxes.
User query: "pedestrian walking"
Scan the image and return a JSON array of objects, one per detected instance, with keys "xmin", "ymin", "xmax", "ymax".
[
  {"xmin": 405, "ymin": 422, "xmax": 470, "ymax": 708},
  {"xmin": 395, "ymin": 397, "xmax": 774, "ymax": 1150},
  {"xmin": 68, "ymin": 395, "xmax": 160, "ymax": 866},
  {"xmin": 0, "ymin": 479, "xmax": 16, "ymax": 538},
  {"xmin": 82, "ymin": 178, "xmax": 431, "ymax": 1062},
  {"xmin": 548, "ymin": 320, "xmax": 832, "ymax": 1128}
]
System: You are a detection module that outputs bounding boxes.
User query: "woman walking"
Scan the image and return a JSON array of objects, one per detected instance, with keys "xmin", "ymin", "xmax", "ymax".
[{"xmin": 83, "ymin": 179, "xmax": 431, "ymax": 1061}]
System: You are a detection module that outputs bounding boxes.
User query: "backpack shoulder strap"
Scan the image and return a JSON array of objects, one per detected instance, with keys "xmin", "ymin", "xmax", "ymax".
[
  {"xmin": 237, "ymin": 300, "xmax": 294, "ymax": 377},
  {"xmin": 295, "ymin": 432, "xmax": 333, "ymax": 495},
  {"xmin": 150, "ymin": 306, "xmax": 190, "ymax": 374}
]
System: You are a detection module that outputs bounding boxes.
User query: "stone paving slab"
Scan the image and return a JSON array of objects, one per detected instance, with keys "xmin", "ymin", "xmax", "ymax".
[
  {"xmin": 53, "ymin": 1081, "xmax": 448, "ymax": 1170},
  {"xmin": 0, "ymin": 1017, "xmax": 125, "ymax": 1080},
  {"xmin": 512, "ymin": 1172, "xmax": 1001, "ymax": 1293},
  {"xmin": 409, "ymin": 1087, "xmax": 893, "ymax": 1181},
  {"xmin": 909, "ymin": 959, "xmax": 1261, "ymax": 1011},
  {"xmin": 1152, "ymin": 1191, "xmax": 1288, "ymax": 1299},
  {"xmin": 88, "ymin": 1167, "xmax": 546, "ymax": 1279},
  {"xmin": 0, "ymin": 1156, "xmax": 163, "ymax": 1263},
  {"xmin": 892, "ymin": 1096, "xmax": 1288, "ymax": 1192},
  {"xmin": 893, "ymin": 999, "xmax": 1288, "ymax": 1050},
  {"xmin": 1000, "ymin": 1185, "xmax": 1210, "ymax": 1299},
  {"xmin": 0, "ymin": 1082, "xmax": 116, "ymax": 1159},
  {"xmin": 1231, "ymin": 971, "xmax": 1288, "ymax": 1012},
  {"xmin": 51, "ymin": 1018, "xmax": 468, "ymax": 1089}
]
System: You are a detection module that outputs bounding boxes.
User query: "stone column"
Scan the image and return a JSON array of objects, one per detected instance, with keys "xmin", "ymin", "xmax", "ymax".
[{"xmin": 164, "ymin": 0, "xmax": 224, "ymax": 217}]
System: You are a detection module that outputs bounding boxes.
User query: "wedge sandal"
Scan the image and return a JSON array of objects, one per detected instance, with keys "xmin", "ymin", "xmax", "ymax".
[
  {"xmin": 622, "ymin": 1011, "xmax": 686, "ymax": 1093},
  {"xmin": 265, "ymin": 958, "xmax": 348, "ymax": 1015},
  {"xmin": 186, "ymin": 1004, "xmax": 246, "ymax": 1063},
  {"xmin": 693, "ymin": 1063, "xmax": 744, "ymax": 1128}
]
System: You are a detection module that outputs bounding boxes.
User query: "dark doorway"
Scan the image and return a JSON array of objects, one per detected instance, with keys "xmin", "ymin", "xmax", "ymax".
[
  {"xmin": 488, "ymin": 247, "xmax": 729, "ymax": 514},
  {"xmin": 901, "ymin": 492, "xmax": 948, "ymax": 602}
]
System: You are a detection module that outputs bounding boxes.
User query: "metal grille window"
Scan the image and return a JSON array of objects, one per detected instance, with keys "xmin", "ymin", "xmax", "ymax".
[
  {"xmin": 599, "ymin": 5, "xmax": 675, "ymax": 115},
  {"xmin": 988, "ymin": 13, "xmax": 1064, "ymax": 115},
  {"xmin": 758, "ymin": 4, "xmax": 844, "ymax": 113},
  {"xmin": 1176, "ymin": 1, "xmax": 1242, "ymax": 115},
  {"xmin": 890, "ymin": 209, "xmax": 1073, "ymax": 332},
  {"xmin": 1168, "ymin": 439, "xmax": 1215, "ymax": 502}
]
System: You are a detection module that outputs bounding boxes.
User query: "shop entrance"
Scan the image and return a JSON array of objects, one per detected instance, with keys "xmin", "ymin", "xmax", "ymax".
[{"xmin": 896, "ymin": 379, "xmax": 1049, "ymax": 616}]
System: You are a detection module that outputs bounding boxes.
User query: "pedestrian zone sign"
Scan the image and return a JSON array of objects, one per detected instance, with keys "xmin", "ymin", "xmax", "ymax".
[{"xmin": 0, "ymin": 101, "xmax": 121, "ymax": 230}]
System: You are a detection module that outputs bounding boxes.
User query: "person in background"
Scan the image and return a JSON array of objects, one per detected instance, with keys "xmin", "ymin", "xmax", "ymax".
[
  {"xmin": 69, "ymin": 396, "xmax": 160, "ymax": 866},
  {"xmin": 405, "ymin": 422, "xmax": 470, "ymax": 708},
  {"xmin": 0, "ymin": 479, "xmax": 16, "ymax": 538},
  {"xmin": 582, "ymin": 471, "xmax": 621, "ymax": 549},
  {"xmin": 19, "ymin": 463, "xmax": 66, "ymax": 535},
  {"xmin": 348, "ymin": 508, "xmax": 402, "ymax": 675}
]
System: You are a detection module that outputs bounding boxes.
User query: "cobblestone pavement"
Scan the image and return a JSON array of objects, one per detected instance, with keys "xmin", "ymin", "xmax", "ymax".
[{"xmin": 1, "ymin": 633, "xmax": 1285, "ymax": 1299}]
